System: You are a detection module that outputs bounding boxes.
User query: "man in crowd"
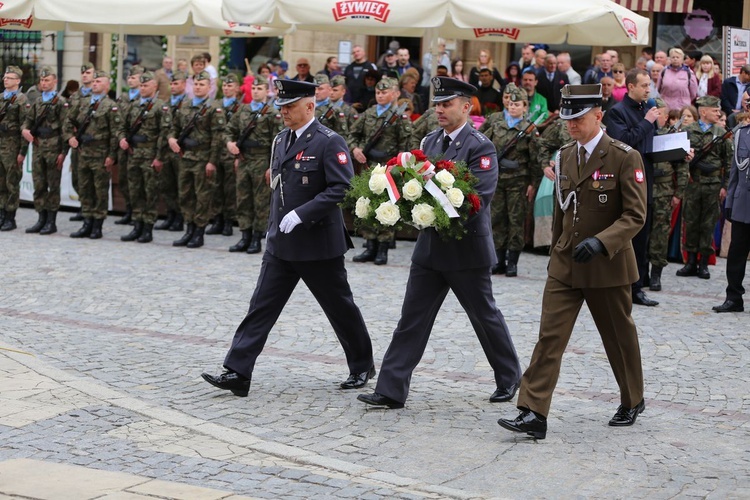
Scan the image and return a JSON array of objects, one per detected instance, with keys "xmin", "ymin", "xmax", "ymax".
[
  {"xmin": 476, "ymin": 68, "xmax": 503, "ymax": 113},
  {"xmin": 314, "ymin": 74, "xmax": 349, "ymax": 138},
  {"xmin": 0, "ymin": 66, "xmax": 28, "ymax": 232},
  {"xmin": 292, "ymin": 58, "xmax": 314, "ymax": 83},
  {"xmin": 155, "ymin": 56, "xmax": 173, "ymax": 101},
  {"xmin": 584, "ymin": 52, "xmax": 613, "ymax": 84},
  {"xmin": 536, "ymin": 53, "xmax": 569, "ymax": 112},
  {"xmin": 521, "ymin": 70, "xmax": 549, "ymax": 124},
  {"xmin": 720, "ymin": 64, "xmax": 750, "ymax": 117},
  {"xmin": 343, "ymin": 45, "xmax": 378, "ymax": 105},
  {"xmin": 654, "ymin": 51, "xmax": 668, "ymax": 66},
  {"xmin": 519, "ymin": 44, "xmax": 535, "ymax": 72},
  {"xmin": 557, "ymin": 52, "xmax": 581, "ymax": 85},
  {"xmin": 379, "ymin": 49, "xmax": 399, "ymax": 79},
  {"xmin": 396, "ymin": 48, "xmax": 422, "ymax": 82}
]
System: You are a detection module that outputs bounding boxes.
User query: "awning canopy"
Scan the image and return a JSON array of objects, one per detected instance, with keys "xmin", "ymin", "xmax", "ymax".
[{"xmin": 612, "ymin": 0, "xmax": 694, "ymax": 14}]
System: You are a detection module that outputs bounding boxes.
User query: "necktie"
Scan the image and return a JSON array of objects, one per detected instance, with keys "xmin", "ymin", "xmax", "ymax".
[
  {"xmin": 287, "ymin": 131, "xmax": 297, "ymax": 152},
  {"xmin": 578, "ymin": 146, "xmax": 587, "ymax": 175},
  {"xmin": 442, "ymin": 135, "xmax": 452, "ymax": 153}
]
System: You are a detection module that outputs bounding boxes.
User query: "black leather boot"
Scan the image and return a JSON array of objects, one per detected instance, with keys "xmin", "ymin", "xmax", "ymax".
[
  {"xmin": 169, "ymin": 212, "xmax": 184, "ymax": 231},
  {"xmin": 70, "ymin": 218, "xmax": 93, "ymax": 238},
  {"xmin": 26, "ymin": 210, "xmax": 47, "ymax": 233},
  {"xmin": 88, "ymin": 218, "xmax": 104, "ymax": 239},
  {"xmin": 40, "ymin": 211, "xmax": 57, "ymax": 235},
  {"xmin": 505, "ymin": 250, "xmax": 520, "ymax": 277},
  {"xmin": 697, "ymin": 254, "xmax": 710, "ymax": 279},
  {"xmin": 173, "ymin": 223, "xmax": 195, "ymax": 246},
  {"xmin": 246, "ymin": 230, "xmax": 263, "ymax": 254},
  {"xmin": 69, "ymin": 210, "xmax": 84, "ymax": 221},
  {"xmin": 353, "ymin": 239, "xmax": 377, "ymax": 262},
  {"xmin": 222, "ymin": 218, "xmax": 234, "ymax": 236},
  {"xmin": 154, "ymin": 210, "xmax": 175, "ymax": 230},
  {"xmin": 649, "ymin": 266, "xmax": 663, "ymax": 291},
  {"xmin": 491, "ymin": 249, "xmax": 507, "ymax": 275},
  {"xmin": 114, "ymin": 205, "xmax": 132, "ymax": 225},
  {"xmin": 229, "ymin": 229, "xmax": 251, "ymax": 252},
  {"xmin": 206, "ymin": 214, "xmax": 224, "ymax": 235},
  {"xmin": 0, "ymin": 210, "xmax": 17, "ymax": 231},
  {"xmin": 676, "ymin": 252, "xmax": 698, "ymax": 277},
  {"xmin": 374, "ymin": 242, "xmax": 389, "ymax": 265},
  {"xmin": 137, "ymin": 223, "xmax": 153, "ymax": 243},
  {"xmin": 121, "ymin": 220, "xmax": 143, "ymax": 241},
  {"xmin": 187, "ymin": 226, "xmax": 205, "ymax": 248}
]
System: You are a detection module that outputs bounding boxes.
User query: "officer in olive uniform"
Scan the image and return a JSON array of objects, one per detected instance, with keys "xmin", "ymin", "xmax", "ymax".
[
  {"xmin": 482, "ymin": 84, "xmax": 540, "ymax": 277},
  {"xmin": 117, "ymin": 71, "xmax": 170, "ymax": 243},
  {"xmin": 349, "ymin": 77, "xmax": 413, "ymax": 265},
  {"xmin": 155, "ymin": 70, "xmax": 188, "ymax": 232},
  {"xmin": 168, "ymin": 71, "xmax": 225, "ymax": 249},
  {"xmin": 648, "ymin": 99, "xmax": 688, "ymax": 290},
  {"xmin": 113, "ymin": 65, "xmax": 145, "ymax": 225},
  {"xmin": 63, "ymin": 70, "xmax": 120, "ymax": 239},
  {"xmin": 0, "ymin": 66, "xmax": 28, "ymax": 231},
  {"xmin": 329, "ymin": 75, "xmax": 359, "ymax": 131},
  {"xmin": 206, "ymin": 73, "xmax": 242, "ymax": 237},
  {"xmin": 22, "ymin": 66, "xmax": 68, "ymax": 235},
  {"xmin": 66, "ymin": 63, "xmax": 97, "ymax": 222},
  {"xmin": 224, "ymin": 75, "xmax": 282, "ymax": 254},
  {"xmin": 314, "ymin": 74, "xmax": 349, "ymax": 140},
  {"xmin": 498, "ymin": 84, "xmax": 648, "ymax": 440},
  {"xmin": 676, "ymin": 95, "xmax": 733, "ymax": 280},
  {"xmin": 201, "ymin": 79, "xmax": 375, "ymax": 397}
]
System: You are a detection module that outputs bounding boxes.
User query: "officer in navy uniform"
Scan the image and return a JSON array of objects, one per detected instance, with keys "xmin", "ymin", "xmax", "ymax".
[
  {"xmin": 358, "ymin": 77, "xmax": 522, "ymax": 409},
  {"xmin": 202, "ymin": 80, "xmax": 375, "ymax": 396}
]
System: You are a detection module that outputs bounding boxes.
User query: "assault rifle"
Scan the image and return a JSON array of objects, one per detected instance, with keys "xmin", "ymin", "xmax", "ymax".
[
  {"xmin": 667, "ymin": 115, "xmax": 685, "ymax": 134},
  {"xmin": 689, "ymin": 123, "xmax": 741, "ymax": 170},
  {"xmin": 124, "ymin": 100, "xmax": 156, "ymax": 154},
  {"xmin": 74, "ymin": 99, "xmax": 102, "ymax": 149},
  {"xmin": 362, "ymin": 101, "xmax": 409, "ymax": 159},
  {"xmin": 29, "ymin": 94, "xmax": 59, "ymax": 144},
  {"xmin": 176, "ymin": 102, "xmax": 210, "ymax": 157},
  {"xmin": 236, "ymin": 102, "xmax": 269, "ymax": 161},
  {"xmin": 497, "ymin": 115, "xmax": 543, "ymax": 161}
]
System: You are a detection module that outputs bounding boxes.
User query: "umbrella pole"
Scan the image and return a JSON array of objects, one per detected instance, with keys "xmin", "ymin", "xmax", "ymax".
[{"xmin": 116, "ymin": 26, "xmax": 125, "ymax": 99}]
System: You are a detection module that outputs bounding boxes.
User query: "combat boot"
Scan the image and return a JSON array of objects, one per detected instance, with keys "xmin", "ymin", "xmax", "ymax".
[
  {"xmin": 88, "ymin": 219, "xmax": 104, "ymax": 239},
  {"xmin": 649, "ymin": 266, "xmax": 663, "ymax": 291},
  {"xmin": 0, "ymin": 208, "xmax": 5, "ymax": 227},
  {"xmin": 222, "ymin": 219, "xmax": 234, "ymax": 237},
  {"xmin": 114, "ymin": 204, "xmax": 132, "ymax": 225},
  {"xmin": 373, "ymin": 242, "xmax": 389, "ymax": 265},
  {"xmin": 492, "ymin": 249, "xmax": 507, "ymax": 275},
  {"xmin": 676, "ymin": 252, "xmax": 698, "ymax": 277},
  {"xmin": 26, "ymin": 210, "xmax": 47, "ymax": 233},
  {"xmin": 154, "ymin": 210, "xmax": 175, "ymax": 230},
  {"xmin": 169, "ymin": 212, "xmax": 184, "ymax": 231},
  {"xmin": 70, "ymin": 218, "xmax": 93, "ymax": 238},
  {"xmin": 353, "ymin": 239, "xmax": 377, "ymax": 262},
  {"xmin": 137, "ymin": 223, "xmax": 153, "ymax": 243},
  {"xmin": 229, "ymin": 229, "xmax": 251, "ymax": 252},
  {"xmin": 69, "ymin": 210, "xmax": 84, "ymax": 221},
  {"xmin": 40, "ymin": 211, "xmax": 58, "ymax": 235},
  {"xmin": 187, "ymin": 226, "xmax": 205, "ymax": 248},
  {"xmin": 247, "ymin": 231, "xmax": 263, "ymax": 254},
  {"xmin": 506, "ymin": 250, "xmax": 520, "ymax": 277},
  {"xmin": 0, "ymin": 210, "xmax": 17, "ymax": 231},
  {"xmin": 697, "ymin": 254, "xmax": 711, "ymax": 279},
  {"xmin": 206, "ymin": 214, "xmax": 224, "ymax": 235},
  {"xmin": 121, "ymin": 220, "xmax": 143, "ymax": 241},
  {"xmin": 173, "ymin": 222, "xmax": 195, "ymax": 246}
]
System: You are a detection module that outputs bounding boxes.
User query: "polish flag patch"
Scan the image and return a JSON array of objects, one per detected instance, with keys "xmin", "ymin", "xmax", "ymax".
[
  {"xmin": 337, "ymin": 152, "xmax": 348, "ymax": 164},
  {"xmin": 635, "ymin": 169, "xmax": 644, "ymax": 183},
  {"xmin": 480, "ymin": 156, "xmax": 491, "ymax": 170}
]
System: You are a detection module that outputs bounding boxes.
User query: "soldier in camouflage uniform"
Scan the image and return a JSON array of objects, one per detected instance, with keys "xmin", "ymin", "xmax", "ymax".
[
  {"xmin": 349, "ymin": 77, "xmax": 413, "ymax": 265},
  {"xmin": 410, "ymin": 106, "xmax": 439, "ymax": 150},
  {"xmin": 206, "ymin": 73, "xmax": 242, "ymax": 237},
  {"xmin": 117, "ymin": 71, "xmax": 170, "ymax": 243},
  {"xmin": 329, "ymin": 75, "xmax": 359, "ymax": 132},
  {"xmin": 63, "ymin": 70, "xmax": 121, "ymax": 239},
  {"xmin": 314, "ymin": 74, "xmax": 349, "ymax": 140},
  {"xmin": 168, "ymin": 71, "xmax": 226, "ymax": 249},
  {"xmin": 479, "ymin": 84, "xmax": 514, "ymax": 136},
  {"xmin": 676, "ymin": 95, "xmax": 733, "ymax": 280},
  {"xmin": 155, "ymin": 71, "xmax": 187, "ymax": 232},
  {"xmin": 21, "ymin": 66, "xmax": 67, "ymax": 235},
  {"xmin": 482, "ymin": 84, "xmax": 540, "ymax": 276},
  {"xmin": 67, "ymin": 63, "xmax": 97, "ymax": 222},
  {"xmin": 0, "ymin": 66, "xmax": 28, "ymax": 231},
  {"xmin": 225, "ymin": 76, "xmax": 282, "ymax": 254},
  {"xmin": 648, "ymin": 99, "xmax": 688, "ymax": 290}
]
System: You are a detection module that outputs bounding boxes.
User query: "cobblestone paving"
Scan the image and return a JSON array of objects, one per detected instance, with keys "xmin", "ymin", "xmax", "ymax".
[{"xmin": 1, "ymin": 207, "xmax": 749, "ymax": 498}]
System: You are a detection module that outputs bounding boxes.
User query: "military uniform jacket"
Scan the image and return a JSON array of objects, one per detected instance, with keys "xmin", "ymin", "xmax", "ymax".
[
  {"xmin": 348, "ymin": 103, "xmax": 412, "ymax": 161},
  {"xmin": 482, "ymin": 116, "xmax": 540, "ymax": 184},
  {"xmin": 117, "ymin": 98, "xmax": 170, "ymax": 163},
  {"xmin": 333, "ymin": 101, "xmax": 359, "ymax": 130},
  {"xmin": 726, "ymin": 124, "xmax": 750, "ymax": 224},
  {"xmin": 223, "ymin": 102, "xmax": 281, "ymax": 159},
  {"xmin": 22, "ymin": 93, "xmax": 67, "ymax": 155},
  {"xmin": 536, "ymin": 118, "xmax": 571, "ymax": 168},
  {"xmin": 266, "ymin": 121, "xmax": 353, "ymax": 262},
  {"xmin": 219, "ymin": 99, "xmax": 245, "ymax": 162},
  {"xmin": 62, "ymin": 96, "xmax": 120, "ymax": 159},
  {"xmin": 0, "ymin": 91, "xmax": 28, "ymax": 156},
  {"xmin": 410, "ymin": 107, "xmax": 439, "ymax": 150},
  {"xmin": 681, "ymin": 121, "xmax": 732, "ymax": 187},
  {"xmin": 550, "ymin": 133, "xmax": 647, "ymax": 288},
  {"xmin": 315, "ymin": 102, "xmax": 349, "ymax": 139},
  {"xmin": 413, "ymin": 124, "xmax": 498, "ymax": 271},
  {"xmin": 168, "ymin": 99, "xmax": 225, "ymax": 165},
  {"xmin": 116, "ymin": 92, "xmax": 139, "ymax": 120}
]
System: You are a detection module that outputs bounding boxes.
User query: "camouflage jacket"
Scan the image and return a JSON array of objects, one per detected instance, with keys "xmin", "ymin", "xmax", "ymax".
[
  {"xmin": 349, "ymin": 103, "xmax": 412, "ymax": 163},
  {"xmin": 653, "ymin": 127, "xmax": 689, "ymax": 199},
  {"xmin": 0, "ymin": 91, "xmax": 29, "ymax": 156},
  {"xmin": 332, "ymin": 100, "xmax": 359, "ymax": 130},
  {"xmin": 482, "ymin": 116, "xmax": 540, "ymax": 183},
  {"xmin": 315, "ymin": 101, "xmax": 349, "ymax": 140},
  {"xmin": 410, "ymin": 107, "xmax": 439, "ymax": 150},
  {"xmin": 117, "ymin": 97, "xmax": 170, "ymax": 163},
  {"xmin": 681, "ymin": 121, "xmax": 733, "ymax": 187},
  {"xmin": 168, "ymin": 98, "xmax": 226, "ymax": 165},
  {"xmin": 22, "ymin": 93, "xmax": 67, "ymax": 155},
  {"xmin": 536, "ymin": 118, "xmax": 571, "ymax": 168},
  {"xmin": 223, "ymin": 101, "xmax": 283, "ymax": 160},
  {"xmin": 62, "ymin": 95, "xmax": 121, "ymax": 159}
]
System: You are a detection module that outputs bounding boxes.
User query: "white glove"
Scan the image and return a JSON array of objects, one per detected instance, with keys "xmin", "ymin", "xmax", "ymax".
[{"xmin": 279, "ymin": 210, "xmax": 302, "ymax": 233}]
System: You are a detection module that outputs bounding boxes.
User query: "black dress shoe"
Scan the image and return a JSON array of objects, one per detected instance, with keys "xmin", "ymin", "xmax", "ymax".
[
  {"xmin": 201, "ymin": 371, "xmax": 251, "ymax": 397},
  {"xmin": 497, "ymin": 409, "xmax": 547, "ymax": 439},
  {"xmin": 608, "ymin": 399, "xmax": 645, "ymax": 426},
  {"xmin": 632, "ymin": 290, "xmax": 659, "ymax": 307},
  {"xmin": 340, "ymin": 366, "xmax": 376, "ymax": 389},
  {"xmin": 489, "ymin": 383, "xmax": 518, "ymax": 403},
  {"xmin": 357, "ymin": 392, "xmax": 404, "ymax": 409},
  {"xmin": 712, "ymin": 299, "xmax": 744, "ymax": 313}
]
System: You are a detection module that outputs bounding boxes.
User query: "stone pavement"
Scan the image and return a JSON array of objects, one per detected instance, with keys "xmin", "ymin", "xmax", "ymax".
[{"xmin": 1, "ymin": 206, "xmax": 749, "ymax": 499}]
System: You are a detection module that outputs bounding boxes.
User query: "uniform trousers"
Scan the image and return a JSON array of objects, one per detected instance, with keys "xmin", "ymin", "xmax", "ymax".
[
  {"xmin": 492, "ymin": 176, "xmax": 528, "ymax": 251},
  {"xmin": 236, "ymin": 157, "xmax": 271, "ymax": 232},
  {"xmin": 31, "ymin": 140, "xmax": 62, "ymax": 212},
  {"xmin": 0, "ymin": 145, "xmax": 22, "ymax": 210},
  {"xmin": 178, "ymin": 158, "xmax": 213, "ymax": 228},
  {"xmin": 160, "ymin": 154, "xmax": 180, "ymax": 212},
  {"xmin": 128, "ymin": 157, "xmax": 160, "ymax": 224},
  {"xmin": 223, "ymin": 253, "xmax": 374, "ymax": 380},
  {"xmin": 631, "ymin": 202, "xmax": 653, "ymax": 292},
  {"xmin": 516, "ymin": 276, "xmax": 644, "ymax": 418},
  {"xmin": 374, "ymin": 263, "xmax": 522, "ymax": 404},
  {"xmin": 78, "ymin": 155, "xmax": 110, "ymax": 219},
  {"xmin": 725, "ymin": 221, "xmax": 750, "ymax": 304},
  {"xmin": 683, "ymin": 181, "xmax": 721, "ymax": 255}
]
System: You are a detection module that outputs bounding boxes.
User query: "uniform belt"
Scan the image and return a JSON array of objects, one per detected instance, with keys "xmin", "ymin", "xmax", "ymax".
[
  {"xmin": 36, "ymin": 127, "xmax": 57, "ymax": 138},
  {"xmin": 368, "ymin": 148, "xmax": 393, "ymax": 162},
  {"xmin": 498, "ymin": 158, "xmax": 521, "ymax": 172},
  {"xmin": 130, "ymin": 134, "xmax": 149, "ymax": 144},
  {"xmin": 690, "ymin": 168, "xmax": 721, "ymax": 178}
]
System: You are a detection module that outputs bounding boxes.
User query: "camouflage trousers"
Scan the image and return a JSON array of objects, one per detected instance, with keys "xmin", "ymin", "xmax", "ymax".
[
  {"xmin": 117, "ymin": 150, "xmax": 130, "ymax": 204},
  {"xmin": 209, "ymin": 155, "xmax": 237, "ymax": 221},
  {"xmin": 492, "ymin": 176, "xmax": 528, "ymax": 251},
  {"xmin": 70, "ymin": 148, "xmax": 80, "ymax": 195},
  {"xmin": 359, "ymin": 227, "xmax": 394, "ymax": 242},
  {"xmin": 78, "ymin": 154, "xmax": 111, "ymax": 219},
  {"xmin": 159, "ymin": 153, "xmax": 180, "ymax": 212},
  {"xmin": 31, "ymin": 140, "xmax": 62, "ymax": 212},
  {"xmin": 236, "ymin": 156, "xmax": 271, "ymax": 232},
  {"xmin": 128, "ymin": 157, "xmax": 160, "ymax": 224},
  {"xmin": 648, "ymin": 180, "xmax": 676, "ymax": 268},
  {"xmin": 683, "ymin": 180, "xmax": 721, "ymax": 255},
  {"xmin": 178, "ymin": 158, "xmax": 214, "ymax": 228},
  {"xmin": 0, "ymin": 144, "xmax": 22, "ymax": 210}
]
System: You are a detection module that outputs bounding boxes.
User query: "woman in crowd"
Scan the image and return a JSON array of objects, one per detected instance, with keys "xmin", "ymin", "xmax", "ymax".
[
  {"xmin": 318, "ymin": 57, "xmax": 342, "ymax": 79},
  {"xmin": 399, "ymin": 72, "xmax": 423, "ymax": 114},
  {"xmin": 695, "ymin": 55, "xmax": 721, "ymax": 98},
  {"xmin": 505, "ymin": 62, "xmax": 522, "ymax": 87},
  {"xmin": 451, "ymin": 59, "xmax": 467, "ymax": 82},
  {"xmin": 680, "ymin": 104, "xmax": 699, "ymax": 126},
  {"xmin": 611, "ymin": 63, "xmax": 628, "ymax": 102},
  {"xmin": 469, "ymin": 49, "xmax": 503, "ymax": 88},
  {"xmin": 658, "ymin": 48, "xmax": 698, "ymax": 111}
]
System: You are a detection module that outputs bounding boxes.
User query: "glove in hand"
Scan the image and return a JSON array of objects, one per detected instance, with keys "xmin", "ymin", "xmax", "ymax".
[
  {"xmin": 573, "ymin": 237, "xmax": 605, "ymax": 263},
  {"xmin": 279, "ymin": 210, "xmax": 302, "ymax": 233}
]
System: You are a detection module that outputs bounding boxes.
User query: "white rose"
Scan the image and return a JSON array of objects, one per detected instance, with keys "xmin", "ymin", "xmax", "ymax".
[
  {"xmin": 371, "ymin": 164, "xmax": 387, "ymax": 175},
  {"xmin": 402, "ymin": 179, "xmax": 423, "ymax": 201},
  {"xmin": 434, "ymin": 170, "xmax": 455, "ymax": 190},
  {"xmin": 369, "ymin": 173, "xmax": 388, "ymax": 194},
  {"xmin": 411, "ymin": 203, "xmax": 436, "ymax": 229},
  {"xmin": 354, "ymin": 197, "xmax": 371, "ymax": 218},
  {"xmin": 375, "ymin": 201, "xmax": 401, "ymax": 226},
  {"xmin": 445, "ymin": 187, "xmax": 464, "ymax": 208}
]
